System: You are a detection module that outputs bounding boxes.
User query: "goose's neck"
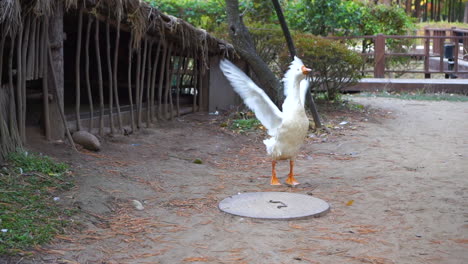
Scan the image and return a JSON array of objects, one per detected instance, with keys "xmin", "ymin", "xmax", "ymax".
[{"xmin": 283, "ymin": 79, "xmax": 303, "ymax": 108}]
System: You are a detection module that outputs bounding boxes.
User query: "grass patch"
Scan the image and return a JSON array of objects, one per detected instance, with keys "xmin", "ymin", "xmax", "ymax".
[
  {"xmin": 223, "ymin": 111, "xmax": 264, "ymax": 133},
  {"xmin": 356, "ymin": 91, "xmax": 468, "ymax": 102},
  {"xmin": 0, "ymin": 151, "xmax": 75, "ymax": 255},
  {"xmin": 230, "ymin": 118, "xmax": 262, "ymax": 132}
]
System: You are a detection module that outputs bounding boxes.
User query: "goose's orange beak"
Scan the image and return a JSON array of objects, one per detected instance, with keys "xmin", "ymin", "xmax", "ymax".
[{"xmin": 301, "ymin": 65, "xmax": 312, "ymax": 75}]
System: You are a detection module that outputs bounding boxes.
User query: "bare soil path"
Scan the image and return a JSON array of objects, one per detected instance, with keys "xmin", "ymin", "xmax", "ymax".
[{"xmin": 7, "ymin": 97, "xmax": 468, "ymax": 264}]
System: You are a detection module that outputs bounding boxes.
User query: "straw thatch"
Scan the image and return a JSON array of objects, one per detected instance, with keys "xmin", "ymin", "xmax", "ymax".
[{"xmin": 1, "ymin": 0, "xmax": 232, "ymax": 65}]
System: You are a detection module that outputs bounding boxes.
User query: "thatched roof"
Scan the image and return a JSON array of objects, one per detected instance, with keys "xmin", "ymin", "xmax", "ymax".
[{"xmin": 1, "ymin": 0, "xmax": 233, "ymax": 67}]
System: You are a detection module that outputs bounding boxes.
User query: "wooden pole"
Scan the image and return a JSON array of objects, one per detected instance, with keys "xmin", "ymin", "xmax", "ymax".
[
  {"xmin": 8, "ymin": 33, "xmax": 20, "ymax": 144},
  {"xmin": 150, "ymin": 40, "xmax": 162, "ymax": 122},
  {"xmin": 174, "ymin": 56, "xmax": 186, "ymax": 117},
  {"xmin": 0, "ymin": 25, "xmax": 6, "ymax": 86},
  {"xmin": 138, "ymin": 38, "xmax": 148, "ymax": 127},
  {"xmin": 127, "ymin": 33, "xmax": 135, "ymax": 131},
  {"xmin": 34, "ymin": 18, "xmax": 42, "ymax": 80},
  {"xmin": 168, "ymin": 56, "xmax": 174, "ymax": 119},
  {"xmin": 85, "ymin": 15, "xmax": 94, "ymax": 131},
  {"xmin": 135, "ymin": 42, "xmax": 142, "ymax": 128},
  {"xmin": 146, "ymin": 41, "xmax": 153, "ymax": 127},
  {"xmin": 164, "ymin": 43, "xmax": 173, "ymax": 120},
  {"xmin": 157, "ymin": 42, "xmax": 168, "ymax": 120},
  {"xmin": 197, "ymin": 58, "xmax": 203, "ymax": 113},
  {"xmin": 192, "ymin": 58, "xmax": 198, "ymax": 113},
  {"xmin": 95, "ymin": 19, "xmax": 105, "ymax": 136},
  {"xmin": 16, "ymin": 23, "xmax": 24, "ymax": 141},
  {"xmin": 113, "ymin": 19, "xmax": 123, "ymax": 131},
  {"xmin": 42, "ymin": 17, "xmax": 51, "ymax": 140},
  {"xmin": 21, "ymin": 16, "xmax": 31, "ymax": 138},
  {"xmin": 27, "ymin": 17, "xmax": 37, "ymax": 81},
  {"xmin": 105, "ymin": 20, "xmax": 114, "ymax": 134},
  {"xmin": 75, "ymin": 8, "xmax": 83, "ymax": 131}
]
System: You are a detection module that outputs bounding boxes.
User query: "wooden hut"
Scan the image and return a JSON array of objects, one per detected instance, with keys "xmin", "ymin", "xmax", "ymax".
[{"xmin": 0, "ymin": 0, "xmax": 235, "ymax": 159}]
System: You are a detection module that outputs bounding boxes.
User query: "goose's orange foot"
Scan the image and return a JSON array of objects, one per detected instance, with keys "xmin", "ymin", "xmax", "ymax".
[
  {"xmin": 270, "ymin": 176, "xmax": 282, "ymax": 185},
  {"xmin": 285, "ymin": 175, "xmax": 300, "ymax": 186}
]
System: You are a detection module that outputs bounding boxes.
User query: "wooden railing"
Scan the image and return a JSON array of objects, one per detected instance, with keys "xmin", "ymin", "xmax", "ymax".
[{"xmin": 327, "ymin": 28, "xmax": 468, "ymax": 79}]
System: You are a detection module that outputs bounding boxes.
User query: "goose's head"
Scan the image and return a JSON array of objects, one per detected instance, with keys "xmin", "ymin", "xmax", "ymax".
[{"xmin": 284, "ymin": 56, "xmax": 312, "ymax": 85}]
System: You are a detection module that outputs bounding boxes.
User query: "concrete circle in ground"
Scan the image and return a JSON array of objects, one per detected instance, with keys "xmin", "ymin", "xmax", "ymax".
[{"xmin": 219, "ymin": 192, "xmax": 330, "ymax": 220}]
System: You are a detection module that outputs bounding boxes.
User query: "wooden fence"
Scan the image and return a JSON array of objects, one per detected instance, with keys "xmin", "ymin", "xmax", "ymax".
[{"xmin": 328, "ymin": 28, "xmax": 468, "ymax": 79}]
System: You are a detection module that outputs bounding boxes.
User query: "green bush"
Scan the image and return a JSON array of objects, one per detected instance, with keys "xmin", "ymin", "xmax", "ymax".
[{"xmin": 282, "ymin": 35, "xmax": 364, "ymax": 101}]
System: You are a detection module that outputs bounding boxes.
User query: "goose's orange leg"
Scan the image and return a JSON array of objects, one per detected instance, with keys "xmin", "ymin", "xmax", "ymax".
[
  {"xmin": 270, "ymin": 160, "xmax": 281, "ymax": 185},
  {"xmin": 285, "ymin": 160, "xmax": 300, "ymax": 185}
]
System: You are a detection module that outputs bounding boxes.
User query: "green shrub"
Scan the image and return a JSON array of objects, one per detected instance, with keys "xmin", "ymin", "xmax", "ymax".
[{"xmin": 281, "ymin": 35, "xmax": 363, "ymax": 101}]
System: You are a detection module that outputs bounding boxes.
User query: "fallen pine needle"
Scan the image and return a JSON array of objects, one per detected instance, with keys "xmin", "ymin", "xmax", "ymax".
[
  {"xmin": 289, "ymin": 223, "xmax": 305, "ymax": 229},
  {"xmin": 183, "ymin": 257, "xmax": 211, "ymax": 262},
  {"xmin": 313, "ymin": 236, "xmax": 367, "ymax": 244},
  {"xmin": 58, "ymin": 259, "xmax": 81, "ymax": 264},
  {"xmin": 452, "ymin": 239, "xmax": 468, "ymax": 244}
]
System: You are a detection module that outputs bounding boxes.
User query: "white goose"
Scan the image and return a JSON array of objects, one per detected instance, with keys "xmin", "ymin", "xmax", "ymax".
[{"xmin": 220, "ymin": 57, "xmax": 311, "ymax": 185}]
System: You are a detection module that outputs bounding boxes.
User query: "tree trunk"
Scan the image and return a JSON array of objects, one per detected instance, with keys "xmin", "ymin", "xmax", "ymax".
[
  {"xmin": 48, "ymin": 0, "xmax": 65, "ymax": 140},
  {"xmin": 415, "ymin": 0, "xmax": 422, "ymax": 20},
  {"xmin": 406, "ymin": 0, "xmax": 412, "ymax": 15},
  {"xmin": 271, "ymin": 0, "xmax": 321, "ymax": 129},
  {"xmin": 271, "ymin": 0, "xmax": 295, "ymax": 59},
  {"xmin": 225, "ymin": 0, "xmax": 280, "ymax": 104}
]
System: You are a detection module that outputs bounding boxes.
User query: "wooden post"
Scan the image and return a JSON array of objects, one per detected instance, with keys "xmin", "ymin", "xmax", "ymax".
[
  {"xmin": 150, "ymin": 40, "xmax": 162, "ymax": 122},
  {"xmin": 105, "ymin": 20, "xmax": 114, "ymax": 134},
  {"xmin": 135, "ymin": 42, "xmax": 141, "ymax": 128},
  {"xmin": 145, "ymin": 41, "xmax": 153, "ymax": 127},
  {"xmin": 127, "ymin": 33, "xmax": 135, "ymax": 131},
  {"xmin": 95, "ymin": 19, "xmax": 105, "ymax": 136},
  {"xmin": 21, "ymin": 16, "xmax": 31, "ymax": 140},
  {"xmin": 48, "ymin": 1, "xmax": 65, "ymax": 139},
  {"xmin": 113, "ymin": 20, "xmax": 123, "ymax": 131},
  {"xmin": 27, "ymin": 18, "xmax": 36, "ymax": 80},
  {"xmin": 0, "ymin": 25, "xmax": 6, "ymax": 87},
  {"xmin": 85, "ymin": 15, "xmax": 94, "ymax": 132},
  {"xmin": 424, "ymin": 28, "xmax": 431, "ymax": 79},
  {"xmin": 75, "ymin": 8, "xmax": 83, "ymax": 131},
  {"xmin": 157, "ymin": 42, "xmax": 168, "ymax": 120},
  {"xmin": 42, "ymin": 17, "xmax": 51, "ymax": 140},
  {"xmin": 164, "ymin": 43, "xmax": 173, "ymax": 120},
  {"xmin": 374, "ymin": 34, "xmax": 385, "ymax": 78},
  {"xmin": 139, "ymin": 38, "xmax": 148, "ymax": 126},
  {"xmin": 16, "ymin": 23, "xmax": 24, "ymax": 141},
  {"xmin": 439, "ymin": 38, "xmax": 444, "ymax": 74}
]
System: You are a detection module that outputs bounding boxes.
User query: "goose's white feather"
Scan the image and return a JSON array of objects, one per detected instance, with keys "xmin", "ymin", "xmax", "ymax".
[{"xmin": 219, "ymin": 59, "xmax": 282, "ymax": 136}]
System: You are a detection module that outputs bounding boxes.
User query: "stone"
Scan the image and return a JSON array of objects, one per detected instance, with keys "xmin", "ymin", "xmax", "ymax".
[{"xmin": 72, "ymin": 130, "xmax": 101, "ymax": 151}]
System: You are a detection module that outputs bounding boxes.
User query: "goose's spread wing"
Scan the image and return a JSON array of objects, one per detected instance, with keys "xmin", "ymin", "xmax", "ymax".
[{"xmin": 220, "ymin": 59, "xmax": 282, "ymax": 136}]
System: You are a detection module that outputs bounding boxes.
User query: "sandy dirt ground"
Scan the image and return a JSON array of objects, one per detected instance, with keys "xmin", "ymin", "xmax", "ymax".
[{"xmin": 4, "ymin": 97, "xmax": 468, "ymax": 264}]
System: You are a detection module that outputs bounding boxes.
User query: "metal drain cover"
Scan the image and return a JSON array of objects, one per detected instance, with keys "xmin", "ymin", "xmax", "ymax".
[{"xmin": 219, "ymin": 192, "xmax": 330, "ymax": 220}]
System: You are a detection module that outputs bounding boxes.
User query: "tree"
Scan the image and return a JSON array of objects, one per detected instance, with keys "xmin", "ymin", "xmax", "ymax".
[
  {"xmin": 224, "ymin": 0, "xmax": 280, "ymax": 103},
  {"xmin": 271, "ymin": 0, "xmax": 322, "ymax": 128}
]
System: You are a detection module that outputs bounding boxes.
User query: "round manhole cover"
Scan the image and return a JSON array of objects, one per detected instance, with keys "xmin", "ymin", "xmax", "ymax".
[{"xmin": 219, "ymin": 192, "xmax": 330, "ymax": 220}]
